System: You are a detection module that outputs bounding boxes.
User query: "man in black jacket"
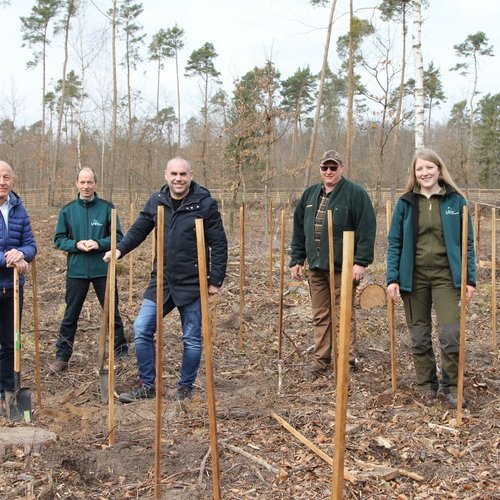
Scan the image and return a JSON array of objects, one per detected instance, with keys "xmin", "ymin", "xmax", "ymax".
[{"xmin": 104, "ymin": 157, "xmax": 227, "ymax": 402}]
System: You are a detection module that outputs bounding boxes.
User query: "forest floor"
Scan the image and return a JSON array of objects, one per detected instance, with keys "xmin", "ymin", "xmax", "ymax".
[{"xmin": 0, "ymin": 204, "xmax": 499, "ymax": 500}]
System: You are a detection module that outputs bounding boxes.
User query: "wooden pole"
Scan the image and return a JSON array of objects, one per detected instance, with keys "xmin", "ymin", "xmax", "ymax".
[
  {"xmin": 31, "ymin": 259, "xmax": 42, "ymax": 406},
  {"xmin": 386, "ymin": 200, "xmax": 397, "ymax": 392},
  {"xmin": 473, "ymin": 202, "xmax": 479, "ymax": 255},
  {"xmin": 327, "ymin": 210, "xmax": 337, "ymax": 376},
  {"xmin": 128, "ymin": 202, "xmax": 134, "ymax": 307},
  {"xmin": 151, "ymin": 230, "xmax": 156, "ymax": 270},
  {"xmin": 491, "ymin": 207, "xmax": 497, "ymax": 352},
  {"xmin": 154, "ymin": 205, "xmax": 164, "ymax": 500},
  {"xmin": 269, "ymin": 199, "xmax": 274, "ymax": 294},
  {"xmin": 277, "ymin": 209, "xmax": 286, "ymax": 394},
  {"xmin": 331, "ymin": 231, "xmax": 354, "ymax": 500},
  {"xmin": 195, "ymin": 218, "xmax": 221, "ymax": 499},
  {"xmin": 108, "ymin": 209, "xmax": 117, "ymax": 446},
  {"xmin": 456, "ymin": 206, "xmax": 468, "ymax": 426},
  {"xmin": 271, "ymin": 411, "xmax": 333, "ymax": 465},
  {"xmin": 239, "ymin": 204, "xmax": 245, "ymax": 348}
]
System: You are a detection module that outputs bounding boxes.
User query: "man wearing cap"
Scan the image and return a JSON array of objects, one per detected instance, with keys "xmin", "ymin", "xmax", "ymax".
[{"xmin": 289, "ymin": 150, "xmax": 376, "ymax": 377}]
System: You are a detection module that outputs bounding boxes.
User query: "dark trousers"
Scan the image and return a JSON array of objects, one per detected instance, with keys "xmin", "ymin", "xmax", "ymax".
[
  {"xmin": 0, "ymin": 287, "xmax": 23, "ymax": 393},
  {"xmin": 56, "ymin": 277, "xmax": 127, "ymax": 361}
]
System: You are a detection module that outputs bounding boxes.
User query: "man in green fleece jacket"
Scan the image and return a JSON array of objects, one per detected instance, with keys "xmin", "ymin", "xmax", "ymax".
[
  {"xmin": 289, "ymin": 150, "xmax": 376, "ymax": 377},
  {"xmin": 50, "ymin": 167, "xmax": 128, "ymax": 373}
]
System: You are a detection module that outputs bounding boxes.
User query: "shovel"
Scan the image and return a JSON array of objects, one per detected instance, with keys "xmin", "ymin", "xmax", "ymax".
[
  {"xmin": 98, "ymin": 272, "xmax": 110, "ymax": 404},
  {"xmin": 6, "ymin": 267, "xmax": 32, "ymax": 423}
]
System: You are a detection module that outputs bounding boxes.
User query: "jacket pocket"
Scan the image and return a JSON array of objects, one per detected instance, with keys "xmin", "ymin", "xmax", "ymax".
[{"xmin": 333, "ymin": 205, "xmax": 349, "ymax": 227}]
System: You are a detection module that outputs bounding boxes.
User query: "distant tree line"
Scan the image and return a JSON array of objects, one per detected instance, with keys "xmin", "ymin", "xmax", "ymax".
[{"xmin": 0, "ymin": 0, "xmax": 497, "ymax": 208}]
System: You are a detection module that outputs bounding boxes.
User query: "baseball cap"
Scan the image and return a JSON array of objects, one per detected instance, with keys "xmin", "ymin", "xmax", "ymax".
[{"xmin": 319, "ymin": 150, "xmax": 342, "ymax": 165}]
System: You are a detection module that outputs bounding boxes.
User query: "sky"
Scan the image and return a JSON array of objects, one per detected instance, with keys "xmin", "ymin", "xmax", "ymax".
[{"xmin": 0, "ymin": 0, "xmax": 498, "ymax": 126}]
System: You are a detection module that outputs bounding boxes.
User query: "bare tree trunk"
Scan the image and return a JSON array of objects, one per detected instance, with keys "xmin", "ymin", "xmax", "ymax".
[
  {"xmin": 50, "ymin": 0, "xmax": 75, "ymax": 206},
  {"xmin": 110, "ymin": 0, "xmax": 118, "ymax": 199},
  {"xmin": 303, "ymin": 0, "xmax": 337, "ymax": 188},
  {"xmin": 390, "ymin": 6, "xmax": 407, "ymax": 205},
  {"xmin": 175, "ymin": 48, "xmax": 181, "ymax": 151},
  {"xmin": 41, "ymin": 30, "xmax": 48, "ymax": 202},
  {"xmin": 344, "ymin": 0, "xmax": 354, "ymax": 176},
  {"xmin": 201, "ymin": 75, "xmax": 209, "ymax": 187},
  {"xmin": 412, "ymin": 0, "xmax": 425, "ymax": 150}
]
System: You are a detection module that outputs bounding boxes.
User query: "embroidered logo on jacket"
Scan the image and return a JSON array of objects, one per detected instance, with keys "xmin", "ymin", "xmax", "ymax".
[
  {"xmin": 445, "ymin": 207, "xmax": 459, "ymax": 215},
  {"xmin": 91, "ymin": 219, "xmax": 103, "ymax": 226}
]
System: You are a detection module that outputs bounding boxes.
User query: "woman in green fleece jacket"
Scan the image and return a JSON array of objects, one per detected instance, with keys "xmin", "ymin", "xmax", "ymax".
[{"xmin": 387, "ymin": 148, "xmax": 475, "ymax": 408}]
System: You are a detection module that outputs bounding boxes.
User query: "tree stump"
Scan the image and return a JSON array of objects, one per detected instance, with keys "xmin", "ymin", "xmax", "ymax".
[{"xmin": 358, "ymin": 283, "xmax": 386, "ymax": 309}]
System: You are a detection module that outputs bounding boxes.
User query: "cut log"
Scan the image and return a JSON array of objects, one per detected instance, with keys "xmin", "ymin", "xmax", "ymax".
[
  {"xmin": 0, "ymin": 427, "xmax": 57, "ymax": 456},
  {"xmin": 359, "ymin": 283, "xmax": 386, "ymax": 309}
]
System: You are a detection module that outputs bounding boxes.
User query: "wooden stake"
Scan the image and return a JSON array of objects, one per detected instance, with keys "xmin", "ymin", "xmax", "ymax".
[
  {"xmin": 270, "ymin": 412, "xmax": 356, "ymax": 482},
  {"xmin": 473, "ymin": 202, "xmax": 480, "ymax": 255},
  {"xmin": 277, "ymin": 209, "xmax": 286, "ymax": 394},
  {"xmin": 332, "ymin": 231, "xmax": 354, "ymax": 500},
  {"xmin": 151, "ymin": 230, "xmax": 156, "ymax": 270},
  {"xmin": 31, "ymin": 259, "xmax": 42, "ymax": 406},
  {"xmin": 195, "ymin": 218, "xmax": 221, "ymax": 499},
  {"xmin": 456, "ymin": 206, "xmax": 468, "ymax": 426},
  {"xmin": 271, "ymin": 411, "xmax": 332, "ymax": 465},
  {"xmin": 155, "ymin": 205, "xmax": 164, "ymax": 500},
  {"xmin": 239, "ymin": 204, "xmax": 245, "ymax": 348},
  {"xmin": 386, "ymin": 199, "xmax": 397, "ymax": 392},
  {"xmin": 491, "ymin": 207, "xmax": 497, "ymax": 352},
  {"xmin": 108, "ymin": 209, "xmax": 117, "ymax": 446},
  {"xmin": 211, "ymin": 295, "xmax": 218, "ymax": 340},
  {"xmin": 327, "ymin": 210, "xmax": 337, "ymax": 376},
  {"xmin": 268, "ymin": 199, "xmax": 274, "ymax": 294},
  {"xmin": 128, "ymin": 202, "xmax": 134, "ymax": 307}
]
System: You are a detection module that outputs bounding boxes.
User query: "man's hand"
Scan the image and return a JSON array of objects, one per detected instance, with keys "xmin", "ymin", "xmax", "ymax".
[
  {"xmin": 4, "ymin": 249, "xmax": 24, "ymax": 265},
  {"xmin": 208, "ymin": 285, "xmax": 220, "ymax": 296},
  {"xmin": 103, "ymin": 249, "xmax": 122, "ymax": 262},
  {"xmin": 353, "ymin": 264, "xmax": 366, "ymax": 282},
  {"xmin": 466, "ymin": 285, "xmax": 475, "ymax": 303},
  {"xmin": 14, "ymin": 259, "xmax": 29, "ymax": 274},
  {"xmin": 291, "ymin": 264, "xmax": 303, "ymax": 281},
  {"xmin": 77, "ymin": 240, "xmax": 99, "ymax": 252}
]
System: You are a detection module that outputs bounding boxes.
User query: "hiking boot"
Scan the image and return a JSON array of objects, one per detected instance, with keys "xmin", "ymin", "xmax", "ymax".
[
  {"xmin": 420, "ymin": 389, "xmax": 437, "ymax": 404},
  {"xmin": 176, "ymin": 386, "xmax": 193, "ymax": 402},
  {"xmin": 49, "ymin": 359, "xmax": 69, "ymax": 374},
  {"xmin": 118, "ymin": 385, "xmax": 155, "ymax": 403},
  {"xmin": 444, "ymin": 392, "xmax": 467, "ymax": 409},
  {"xmin": 114, "ymin": 347, "xmax": 129, "ymax": 359},
  {"xmin": 307, "ymin": 363, "xmax": 328, "ymax": 380}
]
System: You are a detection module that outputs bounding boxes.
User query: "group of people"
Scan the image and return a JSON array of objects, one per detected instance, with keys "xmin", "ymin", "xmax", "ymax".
[
  {"xmin": 289, "ymin": 148, "xmax": 475, "ymax": 408},
  {"xmin": 0, "ymin": 146, "xmax": 475, "ymax": 410}
]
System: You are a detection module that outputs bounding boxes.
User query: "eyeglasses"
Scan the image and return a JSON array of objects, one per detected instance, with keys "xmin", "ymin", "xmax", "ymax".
[{"xmin": 320, "ymin": 165, "xmax": 340, "ymax": 172}]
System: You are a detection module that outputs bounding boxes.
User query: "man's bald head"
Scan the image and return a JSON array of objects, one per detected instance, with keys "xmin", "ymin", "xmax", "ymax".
[{"xmin": 0, "ymin": 160, "xmax": 15, "ymax": 203}]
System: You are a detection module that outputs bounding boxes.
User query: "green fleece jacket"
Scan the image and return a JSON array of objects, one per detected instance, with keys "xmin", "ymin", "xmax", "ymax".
[
  {"xmin": 290, "ymin": 177, "xmax": 376, "ymax": 271},
  {"xmin": 54, "ymin": 194, "xmax": 123, "ymax": 279},
  {"xmin": 386, "ymin": 185, "xmax": 476, "ymax": 292}
]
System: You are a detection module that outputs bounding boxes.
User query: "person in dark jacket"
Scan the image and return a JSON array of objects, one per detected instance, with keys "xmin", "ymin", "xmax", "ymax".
[
  {"xmin": 387, "ymin": 148, "xmax": 475, "ymax": 408},
  {"xmin": 104, "ymin": 157, "xmax": 228, "ymax": 403},
  {"xmin": 0, "ymin": 161, "xmax": 37, "ymax": 407},
  {"xmin": 50, "ymin": 167, "xmax": 128, "ymax": 373},
  {"xmin": 289, "ymin": 150, "xmax": 376, "ymax": 377}
]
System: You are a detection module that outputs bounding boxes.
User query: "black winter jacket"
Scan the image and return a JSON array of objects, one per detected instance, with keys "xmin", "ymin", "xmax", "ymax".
[{"xmin": 117, "ymin": 182, "xmax": 227, "ymax": 306}]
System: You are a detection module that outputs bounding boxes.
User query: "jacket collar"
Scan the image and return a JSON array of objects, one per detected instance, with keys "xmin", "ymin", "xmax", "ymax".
[{"xmin": 77, "ymin": 193, "xmax": 98, "ymax": 207}]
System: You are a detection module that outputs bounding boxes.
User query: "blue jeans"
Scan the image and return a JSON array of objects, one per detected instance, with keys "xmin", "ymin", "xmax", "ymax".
[{"xmin": 134, "ymin": 297, "xmax": 202, "ymax": 389}]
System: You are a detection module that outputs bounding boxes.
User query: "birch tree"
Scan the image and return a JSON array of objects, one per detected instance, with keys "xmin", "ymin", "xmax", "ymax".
[{"xmin": 412, "ymin": 0, "xmax": 424, "ymax": 149}]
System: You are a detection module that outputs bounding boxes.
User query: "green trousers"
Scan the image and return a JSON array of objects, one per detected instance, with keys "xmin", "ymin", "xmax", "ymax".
[{"xmin": 401, "ymin": 266, "xmax": 461, "ymax": 393}]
